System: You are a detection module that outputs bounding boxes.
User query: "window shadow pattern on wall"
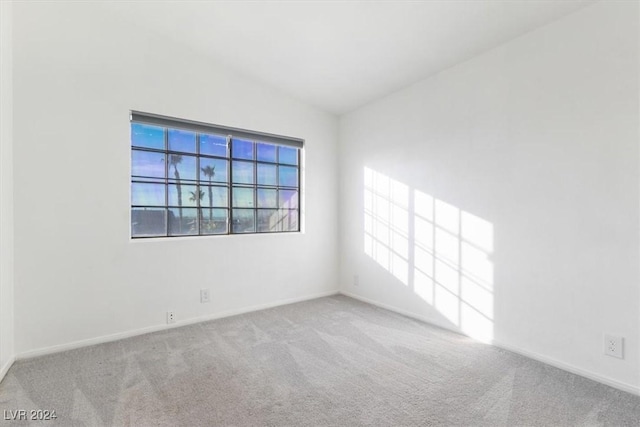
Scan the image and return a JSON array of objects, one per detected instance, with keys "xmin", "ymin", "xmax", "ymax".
[{"xmin": 363, "ymin": 167, "xmax": 494, "ymax": 342}]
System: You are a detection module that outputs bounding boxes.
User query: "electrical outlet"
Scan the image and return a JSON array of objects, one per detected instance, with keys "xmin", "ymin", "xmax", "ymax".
[
  {"xmin": 200, "ymin": 289, "xmax": 211, "ymax": 303},
  {"xmin": 353, "ymin": 275, "xmax": 360, "ymax": 286},
  {"xmin": 604, "ymin": 334, "xmax": 623, "ymax": 359},
  {"xmin": 167, "ymin": 311, "xmax": 176, "ymax": 324}
]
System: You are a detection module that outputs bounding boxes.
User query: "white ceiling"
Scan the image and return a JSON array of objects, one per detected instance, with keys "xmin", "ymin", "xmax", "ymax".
[{"xmin": 102, "ymin": 1, "xmax": 595, "ymax": 115}]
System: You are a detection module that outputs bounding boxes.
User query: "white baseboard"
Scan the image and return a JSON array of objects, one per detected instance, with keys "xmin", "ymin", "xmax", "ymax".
[
  {"xmin": 18, "ymin": 290, "xmax": 339, "ymax": 360},
  {"xmin": 14, "ymin": 289, "xmax": 640, "ymax": 397},
  {"xmin": 0, "ymin": 356, "xmax": 15, "ymax": 384},
  {"xmin": 339, "ymin": 291, "xmax": 640, "ymax": 396},
  {"xmin": 492, "ymin": 340, "xmax": 640, "ymax": 396}
]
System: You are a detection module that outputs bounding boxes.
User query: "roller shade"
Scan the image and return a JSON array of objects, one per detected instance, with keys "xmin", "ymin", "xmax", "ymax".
[{"xmin": 131, "ymin": 111, "xmax": 304, "ymax": 149}]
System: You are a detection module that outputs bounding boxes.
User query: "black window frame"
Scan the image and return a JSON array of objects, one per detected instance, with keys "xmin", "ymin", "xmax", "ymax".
[{"xmin": 130, "ymin": 111, "xmax": 302, "ymax": 239}]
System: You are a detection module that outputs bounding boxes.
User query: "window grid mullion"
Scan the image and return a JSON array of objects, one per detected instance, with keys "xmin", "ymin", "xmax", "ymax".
[
  {"xmin": 297, "ymin": 148, "xmax": 301, "ymax": 232},
  {"xmin": 164, "ymin": 128, "xmax": 169, "ymax": 237},
  {"xmin": 253, "ymin": 142, "xmax": 258, "ymax": 233},
  {"xmin": 196, "ymin": 133, "xmax": 201, "ymax": 236},
  {"xmin": 228, "ymin": 136, "xmax": 233, "ymax": 235},
  {"xmin": 276, "ymin": 151, "xmax": 280, "ymax": 231}
]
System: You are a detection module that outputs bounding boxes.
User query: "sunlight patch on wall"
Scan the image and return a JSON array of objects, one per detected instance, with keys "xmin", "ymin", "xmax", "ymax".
[
  {"xmin": 364, "ymin": 167, "xmax": 410, "ymax": 285},
  {"xmin": 364, "ymin": 167, "xmax": 494, "ymax": 343}
]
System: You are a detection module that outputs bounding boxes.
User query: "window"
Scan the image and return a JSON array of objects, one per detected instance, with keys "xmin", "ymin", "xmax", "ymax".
[{"xmin": 130, "ymin": 111, "xmax": 302, "ymax": 238}]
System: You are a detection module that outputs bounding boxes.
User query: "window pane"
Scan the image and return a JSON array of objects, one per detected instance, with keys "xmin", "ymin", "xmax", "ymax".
[
  {"xmin": 280, "ymin": 209, "xmax": 299, "ymax": 232},
  {"xmin": 279, "ymin": 189, "xmax": 298, "ymax": 209},
  {"xmin": 232, "ymin": 209, "xmax": 255, "ymax": 233},
  {"xmin": 132, "ymin": 117, "xmax": 302, "ymax": 238},
  {"xmin": 232, "ymin": 187, "xmax": 254, "ymax": 208},
  {"xmin": 257, "ymin": 164, "xmax": 276, "ymax": 186},
  {"xmin": 279, "ymin": 166, "xmax": 298, "ymax": 187},
  {"xmin": 168, "ymin": 184, "xmax": 199, "ymax": 207},
  {"xmin": 256, "ymin": 143, "xmax": 276, "ymax": 163},
  {"xmin": 232, "ymin": 138, "xmax": 254, "ymax": 160},
  {"xmin": 201, "ymin": 186, "xmax": 228, "ymax": 208},
  {"xmin": 168, "ymin": 207, "xmax": 198, "ymax": 235},
  {"xmin": 258, "ymin": 210, "xmax": 280, "ymax": 232},
  {"xmin": 168, "ymin": 154, "xmax": 197, "ymax": 182},
  {"xmin": 168, "ymin": 129, "xmax": 196, "ymax": 153},
  {"xmin": 257, "ymin": 189, "xmax": 277, "ymax": 208},
  {"xmin": 132, "ymin": 182, "xmax": 165, "ymax": 206},
  {"xmin": 131, "ymin": 124, "xmax": 164, "ymax": 150},
  {"xmin": 132, "ymin": 150, "xmax": 165, "ymax": 181},
  {"xmin": 199, "ymin": 158, "xmax": 228, "ymax": 183},
  {"xmin": 279, "ymin": 146, "xmax": 298, "ymax": 165},
  {"xmin": 201, "ymin": 208, "xmax": 228, "ymax": 235},
  {"xmin": 132, "ymin": 208, "xmax": 166, "ymax": 237},
  {"xmin": 232, "ymin": 161, "xmax": 254, "ymax": 184},
  {"xmin": 200, "ymin": 134, "xmax": 227, "ymax": 157}
]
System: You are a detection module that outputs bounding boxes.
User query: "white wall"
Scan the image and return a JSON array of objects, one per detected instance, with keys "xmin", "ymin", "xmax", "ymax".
[
  {"xmin": 339, "ymin": 1, "xmax": 639, "ymax": 393},
  {"xmin": 12, "ymin": 1, "xmax": 338, "ymax": 356},
  {"xmin": 0, "ymin": 0, "xmax": 15, "ymax": 378}
]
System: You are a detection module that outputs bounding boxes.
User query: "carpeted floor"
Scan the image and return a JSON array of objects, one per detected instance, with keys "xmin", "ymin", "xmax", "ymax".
[{"xmin": 0, "ymin": 295, "xmax": 638, "ymax": 426}]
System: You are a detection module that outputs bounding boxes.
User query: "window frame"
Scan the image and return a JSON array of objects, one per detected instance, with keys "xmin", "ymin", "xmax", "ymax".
[{"xmin": 130, "ymin": 111, "xmax": 303, "ymax": 239}]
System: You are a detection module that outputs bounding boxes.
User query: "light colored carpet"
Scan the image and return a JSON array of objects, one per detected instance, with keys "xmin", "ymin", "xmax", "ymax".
[{"xmin": 0, "ymin": 295, "xmax": 638, "ymax": 426}]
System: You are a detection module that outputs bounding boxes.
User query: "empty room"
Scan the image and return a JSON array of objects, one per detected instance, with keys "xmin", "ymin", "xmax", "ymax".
[{"xmin": 0, "ymin": 0, "xmax": 639, "ymax": 425}]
